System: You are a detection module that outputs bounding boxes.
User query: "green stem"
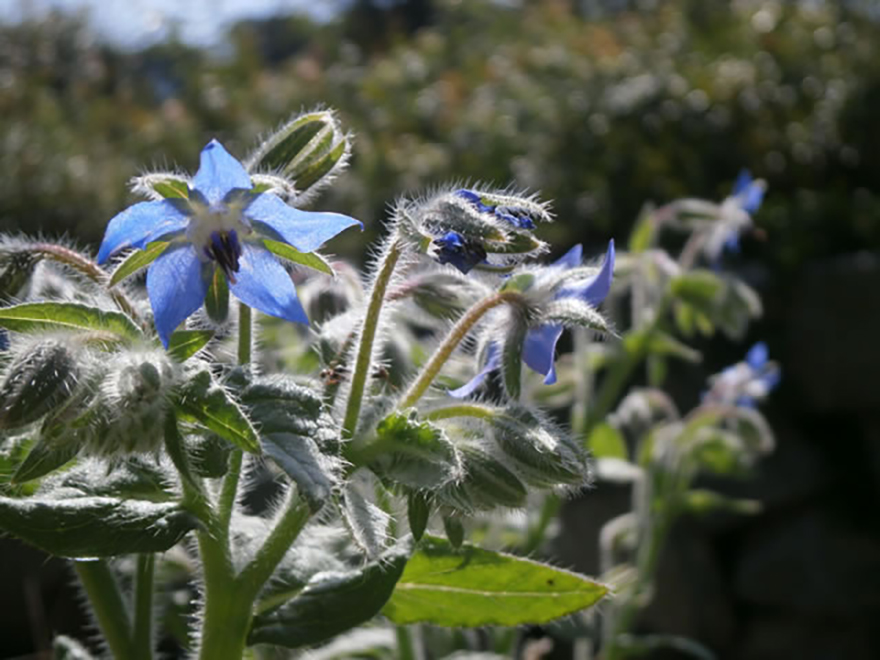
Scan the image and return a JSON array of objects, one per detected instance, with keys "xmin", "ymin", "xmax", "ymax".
[
  {"xmin": 238, "ymin": 303, "xmax": 252, "ymax": 365},
  {"xmin": 422, "ymin": 403, "xmax": 499, "ymax": 422},
  {"xmin": 342, "ymin": 240, "xmax": 403, "ymax": 438},
  {"xmin": 399, "ymin": 291, "xmax": 520, "ymax": 409},
  {"xmin": 237, "ymin": 491, "xmax": 311, "ymax": 600},
  {"xmin": 132, "ymin": 554, "xmax": 155, "ymax": 660},
  {"xmin": 74, "ymin": 560, "xmax": 133, "ymax": 660},
  {"xmin": 396, "ymin": 626, "xmax": 419, "ymax": 660}
]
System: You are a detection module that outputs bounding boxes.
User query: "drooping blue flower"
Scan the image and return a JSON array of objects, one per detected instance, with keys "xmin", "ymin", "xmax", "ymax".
[
  {"xmin": 98, "ymin": 140, "xmax": 362, "ymax": 346},
  {"xmin": 450, "ymin": 240, "xmax": 615, "ymax": 397},
  {"xmin": 432, "ymin": 230, "xmax": 488, "ymax": 274},
  {"xmin": 705, "ymin": 341, "xmax": 780, "ymax": 408},
  {"xmin": 455, "ymin": 189, "xmax": 537, "ymax": 230},
  {"xmin": 708, "ymin": 169, "xmax": 766, "ymax": 259}
]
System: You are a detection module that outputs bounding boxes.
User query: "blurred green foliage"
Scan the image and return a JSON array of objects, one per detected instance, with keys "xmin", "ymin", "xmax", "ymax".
[{"xmin": 1, "ymin": 0, "xmax": 878, "ymax": 270}]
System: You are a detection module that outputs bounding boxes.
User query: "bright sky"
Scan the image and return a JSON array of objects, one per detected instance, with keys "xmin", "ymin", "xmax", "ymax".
[{"xmin": 0, "ymin": 0, "xmax": 343, "ymax": 48}]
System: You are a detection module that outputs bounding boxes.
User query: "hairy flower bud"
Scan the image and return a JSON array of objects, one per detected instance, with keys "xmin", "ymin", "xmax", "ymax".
[
  {"xmin": 0, "ymin": 340, "xmax": 79, "ymax": 431},
  {"xmin": 84, "ymin": 350, "xmax": 182, "ymax": 456}
]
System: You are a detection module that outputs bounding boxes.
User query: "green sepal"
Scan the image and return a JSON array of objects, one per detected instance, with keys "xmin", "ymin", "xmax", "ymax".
[
  {"xmin": 12, "ymin": 431, "xmax": 81, "ymax": 484},
  {"xmin": 442, "ymin": 516, "xmax": 464, "ymax": 549},
  {"xmin": 204, "ymin": 267, "xmax": 229, "ymax": 325},
  {"xmin": 108, "ymin": 242, "xmax": 169, "ymax": 286},
  {"xmin": 370, "ymin": 411, "xmax": 460, "ymax": 490},
  {"xmin": 407, "ymin": 491, "xmax": 431, "ymax": 542},
  {"xmin": 167, "ymin": 330, "xmax": 214, "ymax": 362},
  {"xmin": 382, "ymin": 535, "xmax": 608, "ymax": 626},
  {"xmin": 263, "ymin": 240, "xmax": 335, "ymax": 277}
]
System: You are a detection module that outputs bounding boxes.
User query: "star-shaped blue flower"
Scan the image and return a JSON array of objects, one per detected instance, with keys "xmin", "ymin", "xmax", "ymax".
[
  {"xmin": 98, "ymin": 140, "xmax": 362, "ymax": 346},
  {"xmin": 706, "ymin": 341, "xmax": 780, "ymax": 408},
  {"xmin": 450, "ymin": 240, "xmax": 615, "ymax": 397},
  {"xmin": 720, "ymin": 169, "xmax": 765, "ymax": 255}
]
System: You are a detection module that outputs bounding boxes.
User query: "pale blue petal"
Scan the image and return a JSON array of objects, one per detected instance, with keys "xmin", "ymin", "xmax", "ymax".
[
  {"xmin": 746, "ymin": 342, "xmax": 768, "ymax": 369},
  {"xmin": 191, "ymin": 140, "xmax": 252, "ymax": 205},
  {"xmin": 228, "ymin": 244, "xmax": 308, "ymax": 324},
  {"xmin": 559, "ymin": 239, "xmax": 615, "ymax": 306},
  {"xmin": 732, "ymin": 169, "xmax": 753, "ymax": 196},
  {"xmin": 733, "ymin": 169, "xmax": 764, "ymax": 214},
  {"xmin": 147, "ymin": 245, "xmax": 211, "ymax": 348},
  {"xmin": 554, "ymin": 244, "xmax": 582, "ymax": 269},
  {"xmin": 449, "ymin": 344, "xmax": 500, "ymax": 398},
  {"xmin": 523, "ymin": 323, "xmax": 564, "ymax": 385},
  {"xmin": 97, "ymin": 200, "xmax": 188, "ymax": 264},
  {"xmin": 246, "ymin": 193, "xmax": 363, "ymax": 253}
]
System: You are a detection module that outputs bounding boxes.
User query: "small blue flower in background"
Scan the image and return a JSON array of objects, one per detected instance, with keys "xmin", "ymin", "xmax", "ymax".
[
  {"xmin": 706, "ymin": 341, "xmax": 780, "ymax": 408},
  {"xmin": 704, "ymin": 169, "xmax": 766, "ymax": 262},
  {"xmin": 455, "ymin": 189, "xmax": 537, "ymax": 230},
  {"xmin": 450, "ymin": 240, "xmax": 615, "ymax": 397},
  {"xmin": 433, "ymin": 230, "xmax": 488, "ymax": 274},
  {"xmin": 98, "ymin": 140, "xmax": 362, "ymax": 346}
]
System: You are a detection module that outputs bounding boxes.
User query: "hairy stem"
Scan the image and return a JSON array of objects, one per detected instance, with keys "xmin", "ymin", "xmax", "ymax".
[
  {"xmin": 74, "ymin": 560, "xmax": 133, "ymax": 660},
  {"xmin": 237, "ymin": 490, "xmax": 311, "ymax": 600},
  {"xmin": 422, "ymin": 403, "xmax": 499, "ymax": 422},
  {"xmin": 342, "ymin": 239, "xmax": 404, "ymax": 438},
  {"xmin": 132, "ymin": 554, "xmax": 155, "ymax": 660},
  {"xmin": 399, "ymin": 291, "xmax": 520, "ymax": 409}
]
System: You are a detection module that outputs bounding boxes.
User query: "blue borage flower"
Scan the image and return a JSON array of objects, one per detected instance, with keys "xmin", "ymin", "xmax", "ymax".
[
  {"xmin": 455, "ymin": 189, "xmax": 538, "ymax": 230},
  {"xmin": 451, "ymin": 240, "xmax": 615, "ymax": 397},
  {"xmin": 432, "ymin": 231, "xmax": 488, "ymax": 274},
  {"xmin": 705, "ymin": 341, "xmax": 780, "ymax": 408},
  {"xmin": 706, "ymin": 169, "xmax": 766, "ymax": 261},
  {"xmin": 98, "ymin": 140, "xmax": 362, "ymax": 346}
]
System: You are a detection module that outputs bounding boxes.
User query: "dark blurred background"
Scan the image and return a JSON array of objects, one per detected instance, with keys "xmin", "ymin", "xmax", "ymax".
[{"xmin": 2, "ymin": 0, "xmax": 880, "ymax": 658}]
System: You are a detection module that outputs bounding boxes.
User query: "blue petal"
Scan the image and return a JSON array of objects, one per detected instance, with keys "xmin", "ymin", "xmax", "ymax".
[
  {"xmin": 97, "ymin": 200, "xmax": 188, "ymax": 264},
  {"xmin": 191, "ymin": 140, "xmax": 253, "ymax": 205},
  {"xmin": 733, "ymin": 169, "xmax": 764, "ymax": 214},
  {"xmin": 554, "ymin": 244, "xmax": 583, "ymax": 269},
  {"xmin": 723, "ymin": 230, "xmax": 741, "ymax": 254},
  {"xmin": 522, "ymin": 323, "xmax": 564, "ymax": 385},
  {"xmin": 449, "ymin": 344, "xmax": 501, "ymax": 398},
  {"xmin": 746, "ymin": 342, "xmax": 768, "ymax": 369},
  {"xmin": 559, "ymin": 239, "xmax": 615, "ymax": 306},
  {"xmin": 761, "ymin": 367, "xmax": 781, "ymax": 392},
  {"xmin": 147, "ymin": 245, "xmax": 211, "ymax": 347},
  {"xmin": 246, "ymin": 193, "xmax": 363, "ymax": 253},
  {"xmin": 228, "ymin": 244, "xmax": 308, "ymax": 324},
  {"xmin": 732, "ymin": 169, "xmax": 753, "ymax": 196}
]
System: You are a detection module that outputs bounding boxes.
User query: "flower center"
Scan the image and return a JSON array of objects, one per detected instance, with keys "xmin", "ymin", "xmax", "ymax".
[{"xmin": 204, "ymin": 229, "xmax": 243, "ymax": 283}]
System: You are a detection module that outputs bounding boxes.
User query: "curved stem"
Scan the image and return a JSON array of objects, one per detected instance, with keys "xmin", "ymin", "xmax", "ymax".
[
  {"xmin": 399, "ymin": 291, "xmax": 520, "ymax": 409},
  {"xmin": 237, "ymin": 491, "xmax": 310, "ymax": 599},
  {"xmin": 342, "ymin": 239, "xmax": 403, "ymax": 438},
  {"xmin": 74, "ymin": 560, "xmax": 132, "ymax": 660},
  {"xmin": 422, "ymin": 403, "xmax": 499, "ymax": 422},
  {"xmin": 132, "ymin": 554, "xmax": 155, "ymax": 660}
]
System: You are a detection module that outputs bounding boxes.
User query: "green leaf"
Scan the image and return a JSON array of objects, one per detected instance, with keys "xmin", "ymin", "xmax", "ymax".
[
  {"xmin": 167, "ymin": 330, "xmax": 213, "ymax": 362},
  {"xmin": 500, "ymin": 312, "xmax": 527, "ymax": 399},
  {"xmin": 500, "ymin": 273, "xmax": 535, "ymax": 293},
  {"xmin": 382, "ymin": 536, "xmax": 608, "ymax": 626},
  {"xmin": 0, "ymin": 494, "xmax": 197, "ymax": 557},
  {"xmin": 248, "ymin": 544, "xmax": 409, "ymax": 648},
  {"xmin": 670, "ymin": 270, "xmax": 724, "ymax": 309},
  {"xmin": 407, "ymin": 491, "xmax": 430, "ymax": 542},
  {"xmin": 13, "ymin": 431, "xmax": 80, "ymax": 483},
  {"xmin": 0, "ymin": 302, "xmax": 142, "ymax": 341},
  {"xmin": 587, "ymin": 422, "xmax": 628, "ymax": 460},
  {"xmin": 263, "ymin": 240, "xmax": 335, "ymax": 276},
  {"xmin": 239, "ymin": 375, "xmax": 339, "ymax": 510},
  {"xmin": 108, "ymin": 242, "xmax": 169, "ymax": 286},
  {"xmin": 175, "ymin": 371, "xmax": 260, "ymax": 454},
  {"xmin": 628, "ymin": 203, "xmax": 657, "ymax": 253},
  {"xmin": 646, "ymin": 331, "xmax": 702, "ymax": 363}
]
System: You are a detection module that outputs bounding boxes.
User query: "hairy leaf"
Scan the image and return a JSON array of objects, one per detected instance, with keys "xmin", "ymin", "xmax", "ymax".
[
  {"xmin": 175, "ymin": 371, "xmax": 259, "ymax": 453},
  {"xmin": 167, "ymin": 330, "xmax": 213, "ymax": 362},
  {"xmin": 383, "ymin": 536, "xmax": 608, "ymax": 626},
  {"xmin": 108, "ymin": 242, "xmax": 169, "ymax": 286},
  {"xmin": 0, "ymin": 302, "xmax": 142, "ymax": 341}
]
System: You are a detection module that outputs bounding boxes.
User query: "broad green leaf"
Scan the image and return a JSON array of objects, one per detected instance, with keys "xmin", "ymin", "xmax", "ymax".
[
  {"xmin": 204, "ymin": 267, "xmax": 229, "ymax": 324},
  {"xmin": 0, "ymin": 494, "xmax": 197, "ymax": 557},
  {"xmin": 248, "ymin": 544, "xmax": 409, "ymax": 648},
  {"xmin": 167, "ymin": 330, "xmax": 213, "ymax": 362},
  {"xmin": 0, "ymin": 302, "xmax": 142, "ymax": 341},
  {"xmin": 175, "ymin": 371, "xmax": 259, "ymax": 454},
  {"xmin": 383, "ymin": 536, "xmax": 608, "ymax": 626},
  {"xmin": 587, "ymin": 422, "xmax": 628, "ymax": 460},
  {"xmin": 263, "ymin": 240, "xmax": 335, "ymax": 276},
  {"xmin": 108, "ymin": 242, "xmax": 169, "ymax": 286},
  {"xmin": 239, "ymin": 375, "xmax": 339, "ymax": 510}
]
